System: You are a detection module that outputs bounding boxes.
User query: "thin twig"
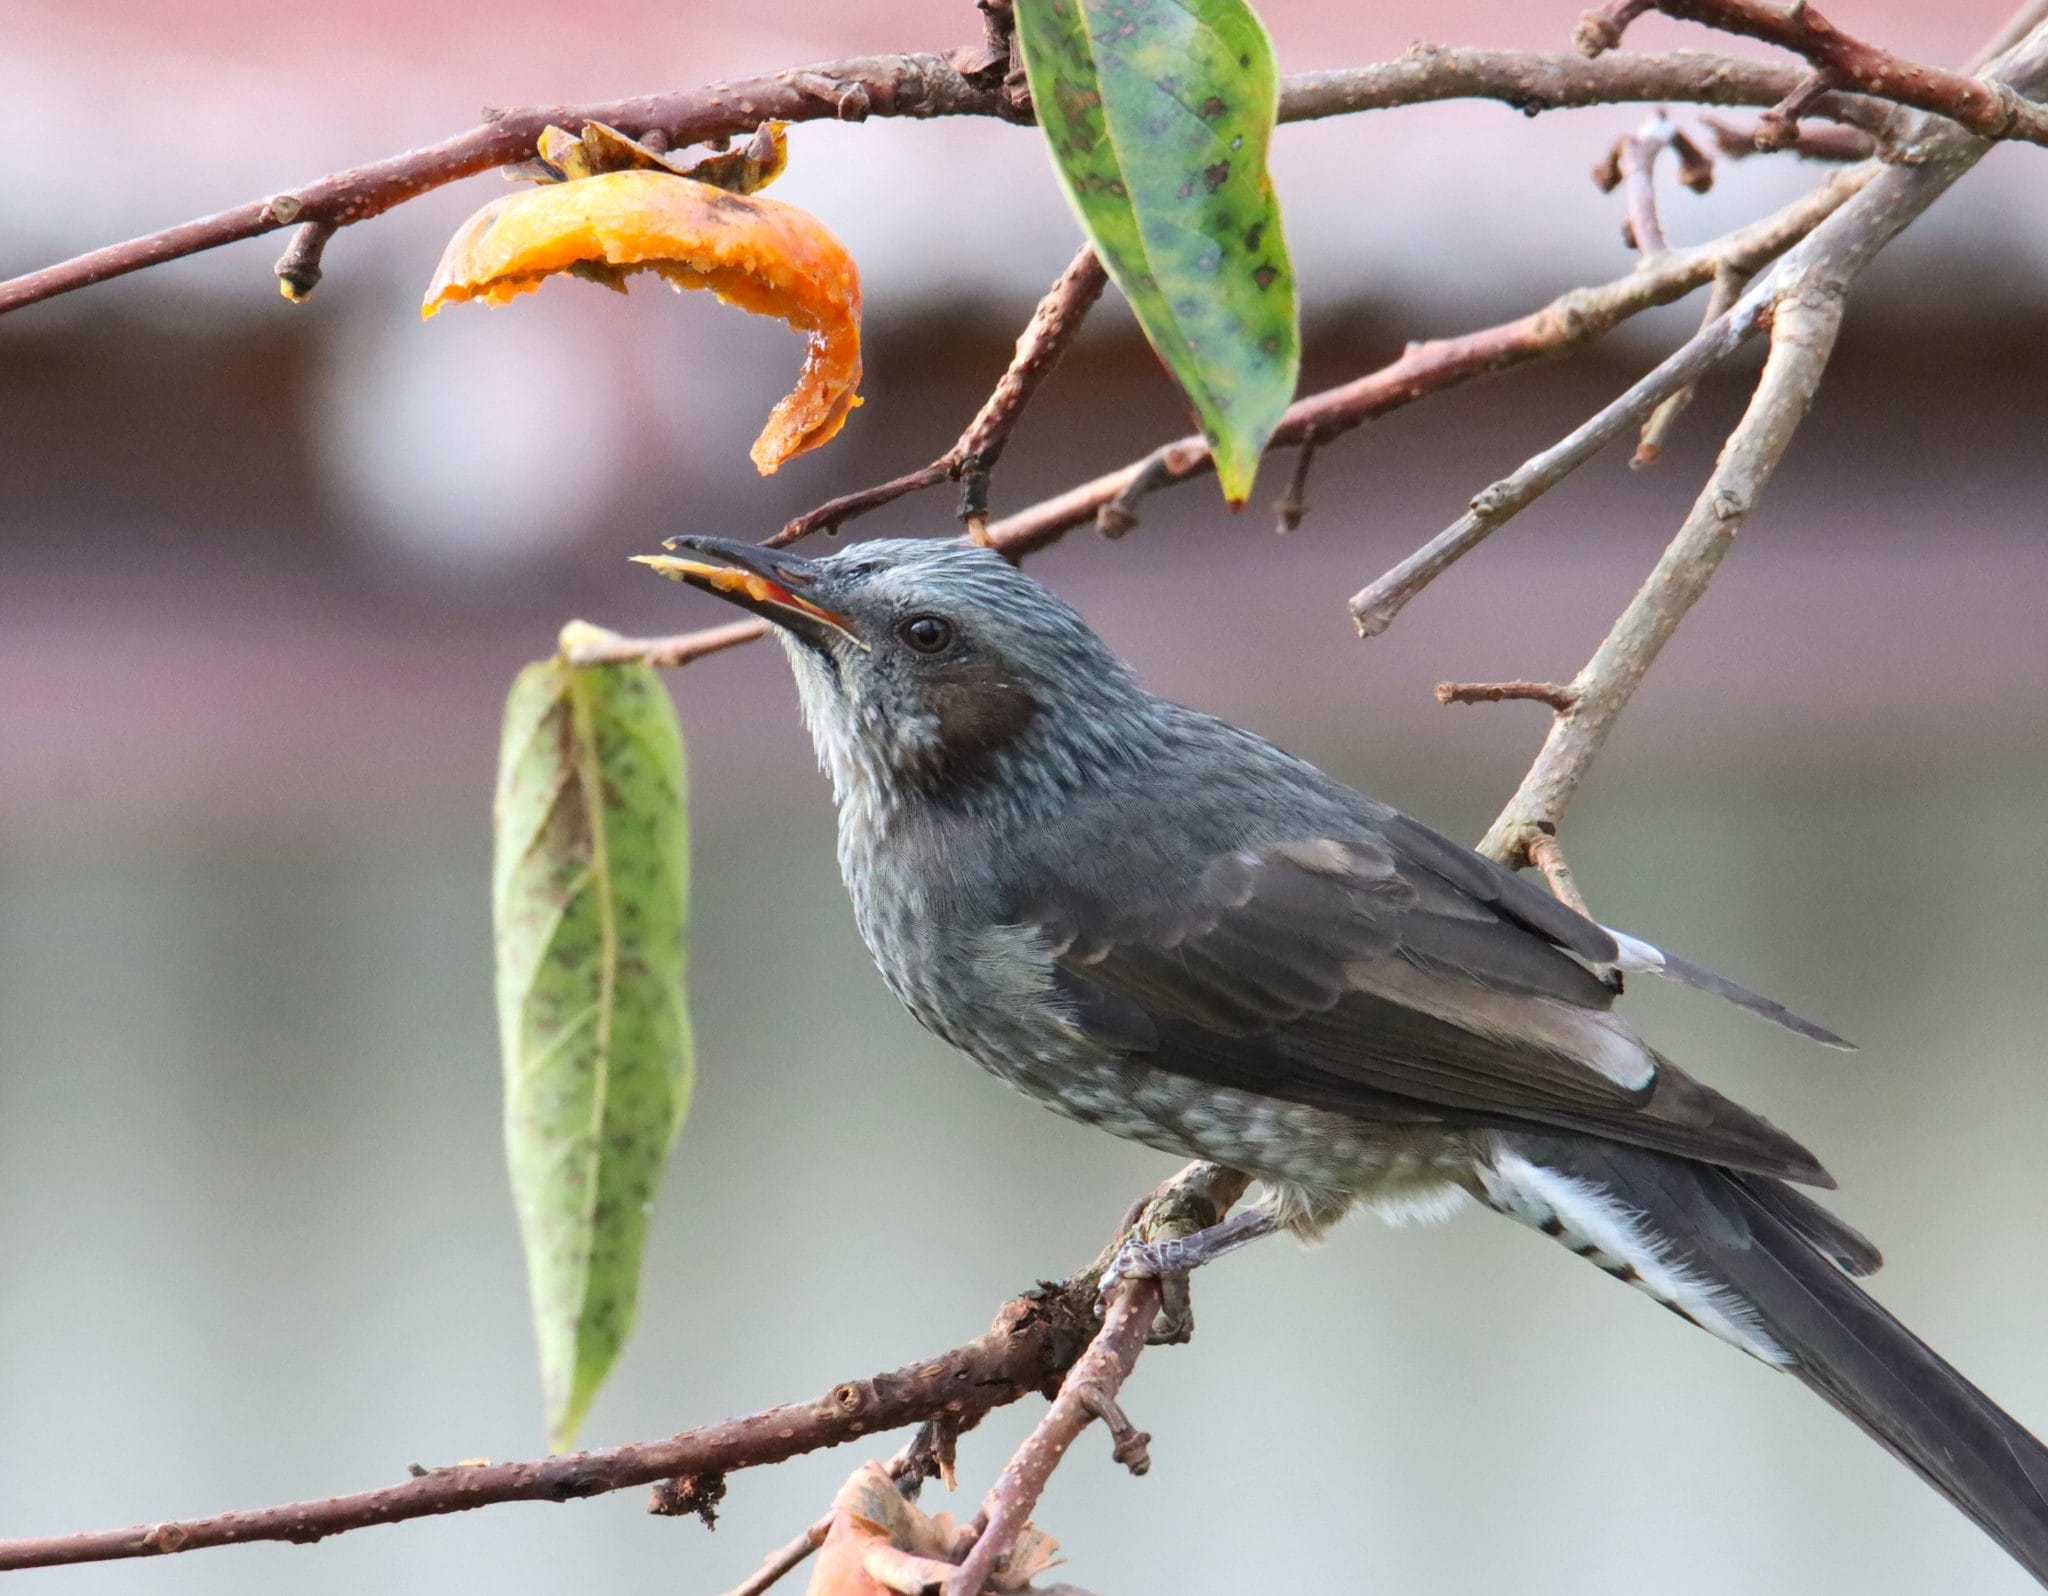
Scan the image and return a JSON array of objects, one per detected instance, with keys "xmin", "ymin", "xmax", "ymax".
[
  {"xmin": 1583, "ymin": 0, "xmax": 2048, "ymax": 146},
  {"xmin": 1526, "ymin": 831, "xmax": 1595, "ymax": 918},
  {"xmin": 1345, "ymin": 22, "xmax": 2047, "ymax": 641},
  {"xmin": 1435, "ymin": 681, "xmax": 1580, "ymax": 710},
  {"xmin": 562, "ymin": 618, "xmax": 769, "ymax": 668},
  {"xmin": 1476, "ymin": 276, "xmax": 1846, "ymax": 866},
  {"xmin": 942, "ymin": 1282, "xmax": 1160, "ymax": 1596},
  {"xmin": 1634, "ymin": 261, "xmax": 1747, "ymax": 465},
  {"xmin": 0, "ymin": 49, "xmax": 1894, "ymax": 321},
  {"xmin": 770, "ymin": 463, "xmax": 954, "ymax": 546},
  {"xmin": 1596, "ymin": 107, "xmax": 1707, "ymax": 256},
  {"xmin": 273, "ymin": 221, "xmax": 337, "ymax": 302},
  {"xmin": 942, "ymin": 1166, "xmax": 1252, "ymax": 1596},
  {"xmin": 721, "ymin": 1518, "xmax": 828, "ymax": 1596},
  {"xmin": 1703, "ymin": 112, "xmax": 1879, "ymax": 163},
  {"xmin": 771, "ymin": 245, "xmax": 1107, "ymax": 545},
  {"xmin": 1345, "ymin": 297, "xmax": 1768, "ymax": 636},
  {"xmin": 1970, "ymin": 0, "xmax": 2048, "ymax": 72},
  {"xmin": 952, "ymin": 246, "xmax": 1110, "ymax": 475},
  {"xmin": 1272, "ymin": 438, "xmax": 1319, "ymax": 532}
]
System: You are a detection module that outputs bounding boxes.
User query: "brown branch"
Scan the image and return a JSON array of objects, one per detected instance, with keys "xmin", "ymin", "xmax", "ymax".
[
  {"xmin": 273, "ymin": 221, "xmax": 337, "ymax": 303},
  {"xmin": 770, "ymin": 244, "xmax": 1108, "ymax": 545},
  {"xmin": 1703, "ymin": 112, "xmax": 1878, "ymax": 163},
  {"xmin": 0, "ymin": 48, "xmax": 1893, "ymax": 322},
  {"xmin": 942, "ymin": 1284, "xmax": 1159, "ymax": 1596},
  {"xmin": 0, "ymin": 1162, "xmax": 1243, "ymax": 1574},
  {"xmin": 1582, "ymin": 0, "xmax": 2048, "ymax": 147},
  {"xmin": 0, "ymin": 53, "xmax": 1017, "ymax": 319},
  {"xmin": 1436, "ymin": 681, "xmax": 1580, "ymax": 710},
  {"xmin": 943, "ymin": 1167, "xmax": 1251, "ymax": 1596}
]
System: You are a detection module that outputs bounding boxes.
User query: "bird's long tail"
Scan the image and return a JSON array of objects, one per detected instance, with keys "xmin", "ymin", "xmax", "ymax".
[{"xmin": 1480, "ymin": 1130, "xmax": 2048, "ymax": 1587}]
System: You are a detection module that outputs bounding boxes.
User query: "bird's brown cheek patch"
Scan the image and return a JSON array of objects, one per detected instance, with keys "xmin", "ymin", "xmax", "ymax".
[{"xmin": 929, "ymin": 672, "xmax": 1041, "ymax": 772}]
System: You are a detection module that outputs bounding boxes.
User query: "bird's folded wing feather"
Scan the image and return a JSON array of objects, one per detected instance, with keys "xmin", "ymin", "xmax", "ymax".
[
  {"xmin": 1381, "ymin": 810, "xmax": 1851, "ymax": 1048},
  {"xmin": 1029, "ymin": 833, "xmax": 1831, "ymax": 1186}
]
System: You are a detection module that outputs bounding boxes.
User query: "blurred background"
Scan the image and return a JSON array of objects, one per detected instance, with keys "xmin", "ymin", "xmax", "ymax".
[{"xmin": 4, "ymin": 1, "xmax": 2046, "ymax": 1593}]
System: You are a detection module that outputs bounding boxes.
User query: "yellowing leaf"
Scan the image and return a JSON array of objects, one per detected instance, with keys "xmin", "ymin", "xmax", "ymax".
[
  {"xmin": 493, "ymin": 639, "xmax": 693, "ymax": 1450},
  {"xmin": 425, "ymin": 169, "xmax": 862, "ymax": 473}
]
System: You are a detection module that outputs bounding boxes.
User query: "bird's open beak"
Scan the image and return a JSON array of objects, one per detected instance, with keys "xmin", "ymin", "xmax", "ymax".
[{"xmin": 633, "ymin": 536, "xmax": 864, "ymax": 649}]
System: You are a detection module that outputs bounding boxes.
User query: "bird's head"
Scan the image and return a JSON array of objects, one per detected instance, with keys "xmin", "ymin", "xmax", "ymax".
[{"xmin": 636, "ymin": 536, "xmax": 1152, "ymax": 804}]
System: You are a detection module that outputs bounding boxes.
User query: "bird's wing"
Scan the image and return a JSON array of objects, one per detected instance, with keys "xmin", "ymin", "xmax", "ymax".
[
  {"xmin": 1379, "ymin": 812, "xmax": 1853, "ymax": 1048},
  {"xmin": 1028, "ymin": 832, "xmax": 1831, "ymax": 1186}
]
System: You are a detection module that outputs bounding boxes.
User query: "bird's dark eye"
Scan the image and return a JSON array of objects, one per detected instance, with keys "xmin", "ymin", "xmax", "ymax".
[{"xmin": 898, "ymin": 614, "xmax": 954, "ymax": 654}]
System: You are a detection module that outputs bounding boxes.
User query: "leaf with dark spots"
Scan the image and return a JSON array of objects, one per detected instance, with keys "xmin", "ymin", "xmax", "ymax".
[
  {"xmin": 1013, "ymin": 0, "xmax": 1298, "ymax": 505},
  {"xmin": 493, "ymin": 627, "xmax": 692, "ymax": 1450}
]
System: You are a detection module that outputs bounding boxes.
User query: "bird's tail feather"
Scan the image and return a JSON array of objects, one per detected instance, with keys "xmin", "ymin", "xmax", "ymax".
[{"xmin": 1485, "ymin": 1130, "xmax": 2048, "ymax": 1588}]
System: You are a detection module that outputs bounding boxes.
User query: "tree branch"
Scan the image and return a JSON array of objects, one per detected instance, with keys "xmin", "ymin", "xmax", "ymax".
[
  {"xmin": 1345, "ymin": 18, "xmax": 2048, "ymax": 640},
  {"xmin": 0, "ymin": 1163, "xmax": 1243, "ymax": 1574},
  {"xmin": 1449, "ymin": 20, "xmax": 2048, "ymax": 873},
  {"xmin": 942, "ymin": 1285, "xmax": 1159, "ymax": 1596},
  {"xmin": 1634, "ymin": 260, "xmax": 1747, "ymax": 464},
  {"xmin": 567, "ymin": 165, "xmax": 1862, "ymax": 673},
  {"xmin": 944, "ymin": 1167, "xmax": 1251, "ymax": 1596},
  {"xmin": 768, "ymin": 244, "xmax": 1108, "ymax": 546},
  {"xmin": 1436, "ymin": 680, "xmax": 1581, "ymax": 710},
  {"xmin": 1594, "ymin": 107, "xmax": 1714, "ymax": 256},
  {"xmin": 1475, "ymin": 274, "xmax": 1845, "ymax": 865},
  {"xmin": 1702, "ymin": 111, "xmax": 1879, "ymax": 163},
  {"xmin": 1584, "ymin": 0, "xmax": 2048, "ymax": 147},
  {"xmin": 0, "ymin": 48, "xmax": 1891, "ymax": 321}
]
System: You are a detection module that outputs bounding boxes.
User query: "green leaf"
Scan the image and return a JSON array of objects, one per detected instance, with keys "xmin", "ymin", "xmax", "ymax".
[
  {"xmin": 1014, "ymin": 0, "xmax": 1299, "ymax": 505},
  {"xmin": 492, "ymin": 632, "xmax": 692, "ymax": 1451}
]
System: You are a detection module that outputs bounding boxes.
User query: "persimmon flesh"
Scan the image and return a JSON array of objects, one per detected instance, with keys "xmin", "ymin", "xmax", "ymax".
[{"xmin": 423, "ymin": 170, "xmax": 862, "ymax": 473}]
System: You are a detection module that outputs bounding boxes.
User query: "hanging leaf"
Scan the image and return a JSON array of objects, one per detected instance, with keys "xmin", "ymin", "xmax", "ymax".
[
  {"xmin": 425, "ymin": 167, "xmax": 862, "ymax": 473},
  {"xmin": 492, "ymin": 628, "xmax": 692, "ymax": 1450},
  {"xmin": 1013, "ymin": 0, "xmax": 1298, "ymax": 505}
]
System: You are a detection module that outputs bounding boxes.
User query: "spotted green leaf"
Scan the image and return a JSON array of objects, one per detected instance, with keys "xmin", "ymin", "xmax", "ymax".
[
  {"xmin": 492, "ymin": 632, "xmax": 692, "ymax": 1451},
  {"xmin": 1014, "ymin": 0, "xmax": 1298, "ymax": 504}
]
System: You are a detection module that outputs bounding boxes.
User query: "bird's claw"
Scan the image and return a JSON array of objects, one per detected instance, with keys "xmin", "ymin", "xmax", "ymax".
[{"xmin": 1100, "ymin": 1236, "xmax": 1197, "ymax": 1344}]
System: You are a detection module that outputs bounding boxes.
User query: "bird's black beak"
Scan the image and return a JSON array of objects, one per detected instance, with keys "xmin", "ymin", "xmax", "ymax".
[{"xmin": 633, "ymin": 536, "xmax": 864, "ymax": 650}]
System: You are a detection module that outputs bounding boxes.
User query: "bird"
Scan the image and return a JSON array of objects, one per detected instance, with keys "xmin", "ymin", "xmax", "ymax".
[{"xmin": 638, "ymin": 532, "xmax": 2048, "ymax": 1584}]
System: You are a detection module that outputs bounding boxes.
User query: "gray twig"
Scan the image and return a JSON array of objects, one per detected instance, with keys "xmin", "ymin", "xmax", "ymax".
[
  {"xmin": 1477, "ymin": 277, "xmax": 1846, "ymax": 865},
  {"xmin": 1346, "ymin": 20, "xmax": 2048, "ymax": 640}
]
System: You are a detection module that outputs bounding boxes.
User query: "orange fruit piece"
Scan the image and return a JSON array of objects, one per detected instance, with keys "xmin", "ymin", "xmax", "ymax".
[{"xmin": 423, "ymin": 170, "xmax": 862, "ymax": 473}]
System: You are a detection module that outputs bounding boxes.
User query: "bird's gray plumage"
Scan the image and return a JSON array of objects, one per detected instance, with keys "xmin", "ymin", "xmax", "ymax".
[{"xmin": 647, "ymin": 532, "xmax": 2048, "ymax": 1585}]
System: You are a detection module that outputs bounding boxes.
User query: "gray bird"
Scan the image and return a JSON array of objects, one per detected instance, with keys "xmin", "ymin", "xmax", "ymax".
[{"xmin": 641, "ymin": 533, "xmax": 2048, "ymax": 1584}]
